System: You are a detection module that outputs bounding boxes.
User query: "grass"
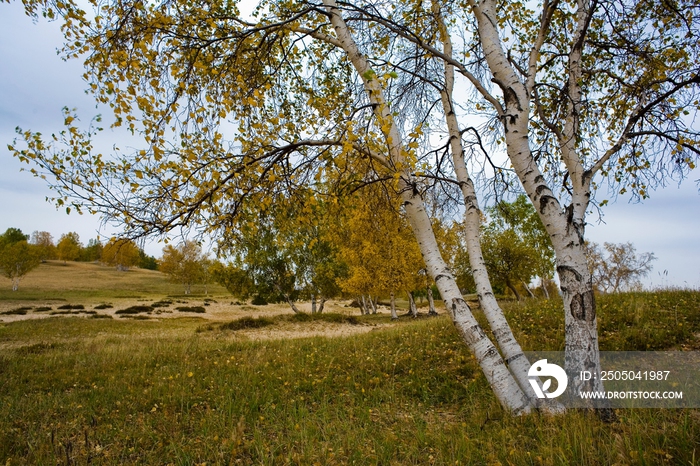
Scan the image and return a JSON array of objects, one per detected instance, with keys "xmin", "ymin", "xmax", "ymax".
[
  {"xmin": 0, "ymin": 260, "xmax": 228, "ymax": 301},
  {"xmin": 220, "ymin": 316, "xmax": 276, "ymax": 331},
  {"xmin": 0, "ymin": 291, "xmax": 698, "ymax": 464}
]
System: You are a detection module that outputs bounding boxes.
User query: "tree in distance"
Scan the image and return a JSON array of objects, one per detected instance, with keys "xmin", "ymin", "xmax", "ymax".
[
  {"xmin": 585, "ymin": 241, "xmax": 656, "ymax": 293},
  {"xmin": 56, "ymin": 232, "xmax": 82, "ymax": 263},
  {"xmin": 30, "ymin": 230, "xmax": 56, "ymax": 262},
  {"xmin": 481, "ymin": 195, "xmax": 556, "ymax": 300},
  {"xmin": 0, "ymin": 228, "xmax": 41, "ymax": 291},
  {"xmin": 101, "ymin": 238, "xmax": 141, "ymax": 271},
  {"xmin": 159, "ymin": 240, "xmax": 208, "ymax": 294}
]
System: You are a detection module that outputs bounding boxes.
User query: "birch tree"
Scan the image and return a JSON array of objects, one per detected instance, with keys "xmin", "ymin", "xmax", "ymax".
[
  {"xmin": 0, "ymin": 229, "xmax": 40, "ymax": 291},
  {"xmin": 101, "ymin": 238, "xmax": 141, "ymax": 271},
  {"xmin": 429, "ymin": 0, "xmax": 698, "ymax": 405},
  {"xmin": 159, "ymin": 240, "xmax": 208, "ymax": 294}
]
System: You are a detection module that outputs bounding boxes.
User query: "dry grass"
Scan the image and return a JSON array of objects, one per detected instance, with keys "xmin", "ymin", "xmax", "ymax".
[{"xmin": 0, "ymin": 261, "xmax": 393, "ymax": 341}]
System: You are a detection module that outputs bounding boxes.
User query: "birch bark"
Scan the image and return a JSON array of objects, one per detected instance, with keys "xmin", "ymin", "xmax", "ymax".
[
  {"xmin": 427, "ymin": 286, "xmax": 436, "ymax": 316},
  {"xmin": 468, "ymin": 0, "xmax": 606, "ymax": 401},
  {"xmin": 323, "ymin": 0, "xmax": 530, "ymax": 414},
  {"xmin": 433, "ymin": 3, "xmax": 556, "ymax": 411}
]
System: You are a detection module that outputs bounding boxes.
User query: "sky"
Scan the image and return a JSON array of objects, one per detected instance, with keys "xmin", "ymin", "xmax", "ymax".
[{"xmin": 1, "ymin": 2, "xmax": 699, "ymax": 287}]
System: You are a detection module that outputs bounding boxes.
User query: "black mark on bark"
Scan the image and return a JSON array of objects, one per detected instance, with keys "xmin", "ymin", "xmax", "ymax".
[{"xmin": 569, "ymin": 290, "xmax": 596, "ymax": 322}]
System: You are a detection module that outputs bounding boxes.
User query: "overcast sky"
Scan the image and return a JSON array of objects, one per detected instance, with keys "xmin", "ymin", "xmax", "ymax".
[{"xmin": 1, "ymin": 2, "xmax": 699, "ymax": 287}]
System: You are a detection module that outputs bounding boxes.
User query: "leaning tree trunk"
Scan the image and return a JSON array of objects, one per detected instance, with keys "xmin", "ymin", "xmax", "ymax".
[
  {"xmin": 468, "ymin": 0, "xmax": 607, "ymax": 412},
  {"xmin": 283, "ymin": 293, "xmax": 301, "ymax": 314},
  {"xmin": 431, "ymin": 2, "xmax": 556, "ymax": 412},
  {"xmin": 318, "ymin": 295, "xmax": 326, "ymax": 314},
  {"xmin": 427, "ymin": 286, "xmax": 437, "ymax": 316},
  {"xmin": 541, "ymin": 278, "xmax": 551, "ymax": 300},
  {"xmin": 361, "ymin": 295, "xmax": 369, "ymax": 315},
  {"xmin": 407, "ymin": 291, "xmax": 418, "ymax": 318},
  {"xmin": 370, "ymin": 296, "xmax": 378, "ymax": 314},
  {"xmin": 522, "ymin": 280, "xmax": 536, "ymax": 299},
  {"xmin": 325, "ymin": 0, "xmax": 531, "ymax": 414},
  {"xmin": 506, "ymin": 279, "xmax": 522, "ymax": 302}
]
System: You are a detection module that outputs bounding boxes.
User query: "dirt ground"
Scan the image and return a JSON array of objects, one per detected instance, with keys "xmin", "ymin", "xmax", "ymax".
[{"xmin": 0, "ymin": 297, "xmax": 403, "ymax": 340}]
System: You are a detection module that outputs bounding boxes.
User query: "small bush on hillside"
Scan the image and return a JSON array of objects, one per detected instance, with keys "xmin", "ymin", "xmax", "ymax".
[
  {"xmin": 289, "ymin": 313, "xmax": 360, "ymax": 325},
  {"xmin": 251, "ymin": 295, "xmax": 268, "ymax": 306},
  {"xmin": 90, "ymin": 314, "xmax": 113, "ymax": 319},
  {"xmin": 1, "ymin": 308, "xmax": 29, "ymax": 315},
  {"xmin": 57, "ymin": 304, "xmax": 85, "ymax": 310},
  {"xmin": 34, "ymin": 307, "xmax": 52, "ymax": 312},
  {"xmin": 151, "ymin": 300, "xmax": 172, "ymax": 308},
  {"xmin": 220, "ymin": 316, "xmax": 275, "ymax": 331},
  {"xmin": 94, "ymin": 303, "xmax": 113, "ymax": 310},
  {"xmin": 116, "ymin": 305, "xmax": 154, "ymax": 314},
  {"xmin": 176, "ymin": 306, "xmax": 206, "ymax": 313}
]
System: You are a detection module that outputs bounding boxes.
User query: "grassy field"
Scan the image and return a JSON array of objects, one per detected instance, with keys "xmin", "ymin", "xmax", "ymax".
[
  {"xmin": 1, "ymin": 265, "xmax": 699, "ymax": 464},
  {"xmin": 0, "ymin": 260, "xmax": 229, "ymax": 302}
]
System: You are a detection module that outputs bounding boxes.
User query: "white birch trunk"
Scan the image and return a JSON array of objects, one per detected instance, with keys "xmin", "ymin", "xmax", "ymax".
[
  {"xmin": 522, "ymin": 280, "xmax": 536, "ymax": 299},
  {"xmin": 323, "ymin": 0, "xmax": 531, "ymax": 414},
  {"xmin": 318, "ymin": 296, "xmax": 326, "ymax": 314},
  {"xmin": 284, "ymin": 293, "xmax": 301, "ymax": 314},
  {"xmin": 541, "ymin": 278, "xmax": 551, "ymax": 300},
  {"xmin": 470, "ymin": 0, "xmax": 605, "ymax": 407},
  {"xmin": 390, "ymin": 291, "xmax": 398, "ymax": 320},
  {"xmin": 433, "ymin": 3, "xmax": 552, "ymax": 411},
  {"xmin": 407, "ymin": 291, "xmax": 417, "ymax": 318},
  {"xmin": 427, "ymin": 286, "xmax": 436, "ymax": 316},
  {"xmin": 311, "ymin": 294, "xmax": 317, "ymax": 314}
]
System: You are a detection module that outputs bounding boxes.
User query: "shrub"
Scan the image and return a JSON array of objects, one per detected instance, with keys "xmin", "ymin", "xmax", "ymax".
[
  {"xmin": 289, "ymin": 313, "xmax": 360, "ymax": 325},
  {"xmin": 1, "ymin": 308, "xmax": 29, "ymax": 315},
  {"xmin": 115, "ymin": 305, "xmax": 154, "ymax": 314},
  {"xmin": 220, "ymin": 316, "xmax": 275, "ymax": 331},
  {"xmin": 251, "ymin": 295, "xmax": 268, "ymax": 306},
  {"xmin": 176, "ymin": 306, "xmax": 206, "ymax": 313},
  {"xmin": 94, "ymin": 303, "xmax": 113, "ymax": 310},
  {"xmin": 57, "ymin": 304, "xmax": 85, "ymax": 310},
  {"xmin": 151, "ymin": 300, "xmax": 172, "ymax": 308},
  {"xmin": 34, "ymin": 307, "xmax": 52, "ymax": 312}
]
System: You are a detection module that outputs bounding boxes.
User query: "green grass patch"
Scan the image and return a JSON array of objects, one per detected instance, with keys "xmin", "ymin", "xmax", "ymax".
[
  {"xmin": 0, "ymin": 291, "xmax": 698, "ymax": 464},
  {"xmin": 288, "ymin": 312, "xmax": 360, "ymax": 325},
  {"xmin": 120, "ymin": 315, "xmax": 153, "ymax": 320},
  {"xmin": 220, "ymin": 316, "xmax": 276, "ymax": 331}
]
